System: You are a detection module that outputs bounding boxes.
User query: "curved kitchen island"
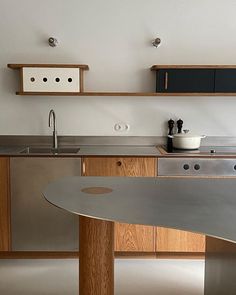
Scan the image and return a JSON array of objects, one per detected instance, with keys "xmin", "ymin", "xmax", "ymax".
[{"xmin": 44, "ymin": 176, "xmax": 236, "ymax": 295}]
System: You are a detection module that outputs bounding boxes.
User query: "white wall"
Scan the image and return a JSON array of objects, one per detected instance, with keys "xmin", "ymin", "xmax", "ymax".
[{"xmin": 1, "ymin": 0, "xmax": 236, "ymax": 136}]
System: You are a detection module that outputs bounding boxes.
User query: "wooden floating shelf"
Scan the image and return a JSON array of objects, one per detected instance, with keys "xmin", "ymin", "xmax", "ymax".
[
  {"xmin": 9, "ymin": 64, "xmax": 236, "ymax": 96},
  {"xmin": 8, "ymin": 64, "xmax": 89, "ymax": 70},
  {"xmin": 15, "ymin": 91, "xmax": 236, "ymax": 96},
  {"xmin": 150, "ymin": 65, "xmax": 236, "ymax": 70}
]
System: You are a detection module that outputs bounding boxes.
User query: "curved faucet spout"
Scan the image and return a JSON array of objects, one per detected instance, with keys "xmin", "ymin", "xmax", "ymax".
[
  {"xmin": 48, "ymin": 109, "xmax": 58, "ymax": 149},
  {"xmin": 49, "ymin": 109, "xmax": 56, "ymax": 131}
]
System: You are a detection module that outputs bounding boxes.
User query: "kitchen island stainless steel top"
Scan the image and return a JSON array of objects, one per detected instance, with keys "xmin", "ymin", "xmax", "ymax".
[
  {"xmin": 44, "ymin": 176, "xmax": 236, "ymax": 242},
  {"xmin": 44, "ymin": 176, "xmax": 236, "ymax": 295}
]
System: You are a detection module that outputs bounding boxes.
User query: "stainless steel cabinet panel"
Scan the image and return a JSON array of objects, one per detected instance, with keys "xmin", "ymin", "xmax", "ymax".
[
  {"xmin": 158, "ymin": 158, "xmax": 236, "ymax": 176},
  {"xmin": 10, "ymin": 157, "xmax": 81, "ymax": 251}
]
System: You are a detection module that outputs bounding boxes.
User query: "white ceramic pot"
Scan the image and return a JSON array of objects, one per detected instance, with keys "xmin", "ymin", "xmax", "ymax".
[{"xmin": 168, "ymin": 130, "xmax": 206, "ymax": 150}]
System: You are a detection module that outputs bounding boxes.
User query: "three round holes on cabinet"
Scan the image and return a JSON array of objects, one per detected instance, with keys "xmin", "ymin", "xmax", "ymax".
[{"xmin": 30, "ymin": 77, "xmax": 73, "ymax": 83}]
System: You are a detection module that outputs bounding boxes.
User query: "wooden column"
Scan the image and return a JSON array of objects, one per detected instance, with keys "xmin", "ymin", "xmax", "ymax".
[
  {"xmin": 205, "ymin": 236, "xmax": 236, "ymax": 295},
  {"xmin": 79, "ymin": 216, "xmax": 114, "ymax": 295}
]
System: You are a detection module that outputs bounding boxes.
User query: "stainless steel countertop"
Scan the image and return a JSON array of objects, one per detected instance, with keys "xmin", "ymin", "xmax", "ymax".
[
  {"xmin": 0, "ymin": 145, "xmax": 161, "ymax": 156},
  {"xmin": 78, "ymin": 145, "xmax": 160, "ymax": 156},
  {"xmin": 44, "ymin": 176, "xmax": 236, "ymax": 243},
  {"xmin": 0, "ymin": 136, "xmax": 163, "ymax": 156},
  {"xmin": 0, "ymin": 135, "xmax": 236, "ymax": 157}
]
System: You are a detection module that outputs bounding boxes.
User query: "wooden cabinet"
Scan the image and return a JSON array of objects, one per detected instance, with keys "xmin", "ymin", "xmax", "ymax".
[
  {"xmin": 156, "ymin": 69, "xmax": 215, "ymax": 93},
  {"xmin": 0, "ymin": 157, "xmax": 11, "ymax": 251},
  {"xmin": 0, "ymin": 154, "xmax": 205, "ymax": 255},
  {"xmin": 156, "ymin": 227, "xmax": 205, "ymax": 253},
  {"xmin": 83, "ymin": 156, "xmax": 205, "ymax": 254},
  {"xmin": 8, "ymin": 64, "xmax": 89, "ymax": 95},
  {"xmin": 83, "ymin": 157, "xmax": 157, "ymax": 252}
]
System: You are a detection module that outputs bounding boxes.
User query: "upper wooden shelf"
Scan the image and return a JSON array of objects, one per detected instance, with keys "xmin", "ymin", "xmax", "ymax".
[
  {"xmin": 151, "ymin": 65, "xmax": 236, "ymax": 70},
  {"xmin": 8, "ymin": 63, "xmax": 236, "ymax": 96},
  {"xmin": 8, "ymin": 64, "xmax": 89, "ymax": 70}
]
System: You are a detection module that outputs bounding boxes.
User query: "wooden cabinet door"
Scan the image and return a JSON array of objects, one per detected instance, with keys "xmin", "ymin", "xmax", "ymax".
[
  {"xmin": 0, "ymin": 157, "xmax": 11, "ymax": 251},
  {"xmin": 156, "ymin": 69, "xmax": 215, "ymax": 93},
  {"xmin": 83, "ymin": 157, "xmax": 157, "ymax": 252},
  {"xmin": 156, "ymin": 227, "xmax": 205, "ymax": 253}
]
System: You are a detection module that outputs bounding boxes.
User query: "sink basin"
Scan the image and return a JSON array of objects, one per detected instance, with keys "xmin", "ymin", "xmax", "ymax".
[{"xmin": 20, "ymin": 147, "xmax": 80, "ymax": 154}]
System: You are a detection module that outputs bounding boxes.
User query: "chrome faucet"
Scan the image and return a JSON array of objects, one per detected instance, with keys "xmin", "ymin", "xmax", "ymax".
[{"xmin": 48, "ymin": 109, "xmax": 58, "ymax": 149}]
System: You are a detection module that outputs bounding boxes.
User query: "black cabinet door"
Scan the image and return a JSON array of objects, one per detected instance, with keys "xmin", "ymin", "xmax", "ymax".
[
  {"xmin": 156, "ymin": 69, "xmax": 215, "ymax": 93},
  {"xmin": 215, "ymin": 69, "xmax": 236, "ymax": 92}
]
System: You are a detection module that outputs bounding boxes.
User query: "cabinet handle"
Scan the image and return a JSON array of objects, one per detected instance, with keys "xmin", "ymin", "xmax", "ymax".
[
  {"xmin": 164, "ymin": 72, "xmax": 168, "ymax": 90},
  {"xmin": 116, "ymin": 161, "xmax": 122, "ymax": 166},
  {"xmin": 82, "ymin": 161, "xmax": 86, "ymax": 175}
]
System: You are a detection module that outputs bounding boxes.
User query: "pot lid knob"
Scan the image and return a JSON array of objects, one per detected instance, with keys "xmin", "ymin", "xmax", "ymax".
[{"xmin": 183, "ymin": 129, "xmax": 189, "ymax": 134}]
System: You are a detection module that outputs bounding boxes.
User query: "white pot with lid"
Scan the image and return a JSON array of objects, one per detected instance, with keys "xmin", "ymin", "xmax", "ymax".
[{"xmin": 168, "ymin": 130, "xmax": 206, "ymax": 150}]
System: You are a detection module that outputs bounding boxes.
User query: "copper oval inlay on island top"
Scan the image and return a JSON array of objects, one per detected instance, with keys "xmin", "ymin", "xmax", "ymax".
[{"xmin": 81, "ymin": 187, "xmax": 113, "ymax": 195}]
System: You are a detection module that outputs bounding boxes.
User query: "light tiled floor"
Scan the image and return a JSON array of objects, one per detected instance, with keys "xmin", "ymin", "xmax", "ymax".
[
  {"xmin": 0, "ymin": 259, "xmax": 204, "ymax": 295},
  {"xmin": 116, "ymin": 259, "xmax": 204, "ymax": 295}
]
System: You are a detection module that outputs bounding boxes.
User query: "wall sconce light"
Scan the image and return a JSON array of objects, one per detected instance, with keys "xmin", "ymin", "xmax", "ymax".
[
  {"xmin": 152, "ymin": 38, "xmax": 161, "ymax": 48},
  {"xmin": 48, "ymin": 37, "xmax": 59, "ymax": 47}
]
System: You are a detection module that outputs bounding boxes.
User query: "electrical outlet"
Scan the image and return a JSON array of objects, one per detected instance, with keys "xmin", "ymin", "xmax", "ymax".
[
  {"xmin": 22, "ymin": 67, "xmax": 80, "ymax": 92},
  {"xmin": 114, "ymin": 123, "xmax": 130, "ymax": 132}
]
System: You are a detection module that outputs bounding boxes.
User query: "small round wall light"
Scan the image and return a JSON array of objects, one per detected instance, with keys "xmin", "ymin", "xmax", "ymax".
[
  {"xmin": 152, "ymin": 37, "xmax": 161, "ymax": 48},
  {"xmin": 48, "ymin": 37, "xmax": 59, "ymax": 47}
]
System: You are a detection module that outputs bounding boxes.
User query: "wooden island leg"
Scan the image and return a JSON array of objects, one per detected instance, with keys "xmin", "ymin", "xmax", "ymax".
[
  {"xmin": 79, "ymin": 216, "xmax": 114, "ymax": 295},
  {"xmin": 205, "ymin": 236, "xmax": 236, "ymax": 295}
]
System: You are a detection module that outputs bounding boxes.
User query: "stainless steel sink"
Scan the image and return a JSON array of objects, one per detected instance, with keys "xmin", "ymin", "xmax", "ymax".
[{"xmin": 20, "ymin": 147, "xmax": 80, "ymax": 154}]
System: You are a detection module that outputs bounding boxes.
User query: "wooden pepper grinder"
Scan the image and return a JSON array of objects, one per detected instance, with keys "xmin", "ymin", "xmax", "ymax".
[
  {"xmin": 177, "ymin": 119, "xmax": 183, "ymax": 133},
  {"xmin": 167, "ymin": 119, "xmax": 174, "ymax": 152}
]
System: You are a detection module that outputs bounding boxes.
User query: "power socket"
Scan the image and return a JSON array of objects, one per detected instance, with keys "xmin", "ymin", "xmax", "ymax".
[{"xmin": 114, "ymin": 123, "xmax": 130, "ymax": 132}]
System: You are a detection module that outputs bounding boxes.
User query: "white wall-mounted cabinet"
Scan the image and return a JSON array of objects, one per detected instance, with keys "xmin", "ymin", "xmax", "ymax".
[
  {"xmin": 8, "ymin": 64, "xmax": 89, "ymax": 94},
  {"xmin": 22, "ymin": 67, "xmax": 81, "ymax": 92}
]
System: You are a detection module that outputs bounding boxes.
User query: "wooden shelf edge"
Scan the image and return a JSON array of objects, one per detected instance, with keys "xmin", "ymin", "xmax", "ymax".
[
  {"xmin": 15, "ymin": 91, "xmax": 236, "ymax": 96},
  {"xmin": 115, "ymin": 252, "xmax": 156, "ymax": 258},
  {"xmin": 157, "ymin": 252, "xmax": 205, "ymax": 259},
  {"xmin": 151, "ymin": 65, "xmax": 236, "ymax": 70},
  {"xmin": 8, "ymin": 64, "xmax": 89, "ymax": 70},
  {"xmin": 0, "ymin": 251, "xmax": 79, "ymax": 259},
  {"xmin": 0, "ymin": 251, "xmax": 205, "ymax": 259}
]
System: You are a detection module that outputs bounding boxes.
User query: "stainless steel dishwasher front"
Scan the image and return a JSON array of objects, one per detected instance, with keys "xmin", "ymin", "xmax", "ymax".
[{"xmin": 10, "ymin": 157, "xmax": 81, "ymax": 251}]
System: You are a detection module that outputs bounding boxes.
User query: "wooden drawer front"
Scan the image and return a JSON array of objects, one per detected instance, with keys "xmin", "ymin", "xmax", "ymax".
[
  {"xmin": 83, "ymin": 157, "xmax": 156, "ymax": 177},
  {"xmin": 0, "ymin": 157, "xmax": 11, "ymax": 251},
  {"xmin": 156, "ymin": 227, "xmax": 205, "ymax": 253}
]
